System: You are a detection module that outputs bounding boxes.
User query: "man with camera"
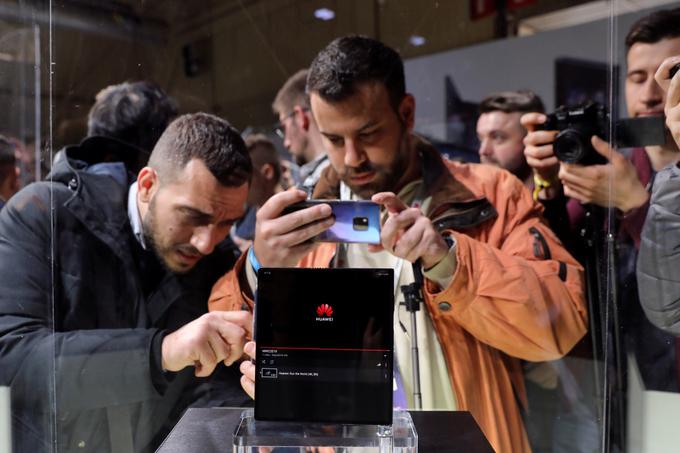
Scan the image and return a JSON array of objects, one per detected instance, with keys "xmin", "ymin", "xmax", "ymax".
[
  {"xmin": 523, "ymin": 7, "xmax": 680, "ymax": 393},
  {"xmin": 210, "ymin": 35, "xmax": 587, "ymax": 453},
  {"xmin": 637, "ymin": 56, "xmax": 680, "ymax": 335}
]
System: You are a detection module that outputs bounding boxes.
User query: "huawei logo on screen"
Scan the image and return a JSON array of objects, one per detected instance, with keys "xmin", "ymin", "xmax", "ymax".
[{"xmin": 315, "ymin": 304, "xmax": 334, "ymax": 321}]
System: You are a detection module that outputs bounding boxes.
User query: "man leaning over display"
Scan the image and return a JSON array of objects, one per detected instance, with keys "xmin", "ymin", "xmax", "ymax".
[
  {"xmin": 0, "ymin": 113, "xmax": 253, "ymax": 452},
  {"xmin": 209, "ymin": 35, "xmax": 587, "ymax": 453}
]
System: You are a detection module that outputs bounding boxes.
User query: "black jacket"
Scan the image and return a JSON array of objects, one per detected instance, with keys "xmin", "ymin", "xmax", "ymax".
[{"xmin": 0, "ymin": 137, "xmax": 248, "ymax": 452}]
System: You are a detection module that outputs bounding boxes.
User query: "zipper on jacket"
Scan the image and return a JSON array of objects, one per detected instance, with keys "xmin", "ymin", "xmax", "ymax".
[{"xmin": 529, "ymin": 226, "xmax": 551, "ymax": 260}]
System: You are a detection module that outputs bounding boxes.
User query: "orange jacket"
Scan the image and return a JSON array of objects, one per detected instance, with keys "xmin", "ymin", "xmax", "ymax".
[{"xmin": 209, "ymin": 139, "xmax": 587, "ymax": 453}]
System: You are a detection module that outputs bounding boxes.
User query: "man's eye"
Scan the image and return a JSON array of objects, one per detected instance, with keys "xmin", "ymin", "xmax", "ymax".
[
  {"xmin": 360, "ymin": 131, "xmax": 376, "ymax": 140},
  {"xmin": 628, "ymin": 73, "xmax": 645, "ymax": 84},
  {"xmin": 183, "ymin": 215, "xmax": 206, "ymax": 225},
  {"xmin": 328, "ymin": 137, "xmax": 343, "ymax": 146}
]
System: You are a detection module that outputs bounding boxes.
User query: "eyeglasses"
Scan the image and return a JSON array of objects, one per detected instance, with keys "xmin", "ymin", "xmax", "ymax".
[
  {"xmin": 274, "ymin": 111, "xmax": 296, "ymax": 139},
  {"xmin": 274, "ymin": 108, "xmax": 310, "ymax": 139}
]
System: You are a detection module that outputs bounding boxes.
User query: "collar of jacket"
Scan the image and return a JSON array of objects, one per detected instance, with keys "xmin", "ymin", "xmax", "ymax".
[
  {"xmin": 312, "ymin": 134, "xmax": 497, "ymax": 231},
  {"xmin": 49, "ymin": 136, "xmax": 142, "ymax": 264}
]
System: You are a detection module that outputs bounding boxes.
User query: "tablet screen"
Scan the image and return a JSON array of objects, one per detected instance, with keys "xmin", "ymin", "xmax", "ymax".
[{"xmin": 255, "ymin": 268, "xmax": 394, "ymax": 425}]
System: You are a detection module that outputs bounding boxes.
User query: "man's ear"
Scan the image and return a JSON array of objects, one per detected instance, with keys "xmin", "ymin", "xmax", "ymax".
[
  {"xmin": 295, "ymin": 105, "xmax": 310, "ymax": 131},
  {"xmin": 398, "ymin": 94, "xmax": 416, "ymax": 131},
  {"xmin": 137, "ymin": 167, "xmax": 159, "ymax": 203},
  {"xmin": 260, "ymin": 163, "xmax": 275, "ymax": 181},
  {"xmin": 12, "ymin": 166, "xmax": 20, "ymax": 191}
]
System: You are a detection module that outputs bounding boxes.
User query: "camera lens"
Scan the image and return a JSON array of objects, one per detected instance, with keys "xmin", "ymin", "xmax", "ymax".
[
  {"xmin": 554, "ymin": 129, "xmax": 588, "ymax": 164},
  {"xmin": 353, "ymin": 217, "xmax": 369, "ymax": 231}
]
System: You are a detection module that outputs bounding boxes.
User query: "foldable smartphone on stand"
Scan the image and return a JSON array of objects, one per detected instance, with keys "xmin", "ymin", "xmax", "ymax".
[{"xmin": 254, "ymin": 268, "xmax": 394, "ymax": 425}]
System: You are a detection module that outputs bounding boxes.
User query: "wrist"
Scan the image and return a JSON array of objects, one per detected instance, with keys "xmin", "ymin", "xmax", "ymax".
[
  {"xmin": 248, "ymin": 246, "xmax": 262, "ymax": 273},
  {"xmin": 618, "ymin": 187, "xmax": 649, "ymax": 213},
  {"xmin": 160, "ymin": 334, "xmax": 171, "ymax": 372},
  {"xmin": 423, "ymin": 235, "xmax": 455, "ymax": 270}
]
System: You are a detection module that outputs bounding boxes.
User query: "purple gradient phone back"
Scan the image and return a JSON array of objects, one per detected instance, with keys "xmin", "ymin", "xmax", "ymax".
[{"xmin": 318, "ymin": 201, "xmax": 381, "ymax": 244}]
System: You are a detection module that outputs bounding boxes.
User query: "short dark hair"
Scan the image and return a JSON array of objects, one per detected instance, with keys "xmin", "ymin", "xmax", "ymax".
[
  {"xmin": 0, "ymin": 135, "xmax": 16, "ymax": 180},
  {"xmin": 245, "ymin": 133, "xmax": 281, "ymax": 183},
  {"xmin": 625, "ymin": 7, "xmax": 680, "ymax": 51},
  {"xmin": 479, "ymin": 90, "xmax": 545, "ymax": 115},
  {"xmin": 307, "ymin": 35, "xmax": 405, "ymax": 111},
  {"xmin": 149, "ymin": 113, "xmax": 252, "ymax": 187},
  {"xmin": 272, "ymin": 69, "xmax": 309, "ymax": 115},
  {"xmin": 87, "ymin": 81, "xmax": 178, "ymax": 152}
]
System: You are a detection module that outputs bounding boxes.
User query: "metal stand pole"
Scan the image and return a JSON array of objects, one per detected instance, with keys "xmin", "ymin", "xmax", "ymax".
[
  {"xmin": 582, "ymin": 205, "xmax": 625, "ymax": 453},
  {"xmin": 401, "ymin": 261, "xmax": 425, "ymax": 410}
]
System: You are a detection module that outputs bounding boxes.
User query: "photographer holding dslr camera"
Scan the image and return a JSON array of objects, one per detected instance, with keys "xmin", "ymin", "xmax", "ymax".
[
  {"xmin": 637, "ymin": 57, "xmax": 680, "ymax": 335},
  {"xmin": 522, "ymin": 7, "xmax": 680, "ymax": 395}
]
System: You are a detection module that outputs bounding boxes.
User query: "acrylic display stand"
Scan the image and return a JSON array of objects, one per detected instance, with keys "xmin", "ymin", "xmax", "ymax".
[{"xmin": 232, "ymin": 409, "xmax": 418, "ymax": 453}]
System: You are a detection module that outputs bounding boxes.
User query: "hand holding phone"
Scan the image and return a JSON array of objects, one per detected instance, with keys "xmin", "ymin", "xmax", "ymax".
[
  {"xmin": 252, "ymin": 189, "xmax": 335, "ymax": 268},
  {"xmin": 654, "ymin": 56, "xmax": 680, "ymax": 151}
]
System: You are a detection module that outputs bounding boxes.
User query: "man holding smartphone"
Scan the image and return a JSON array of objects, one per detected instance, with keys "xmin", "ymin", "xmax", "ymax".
[{"xmin": 210, "ymin": 36, "xmax": 587, "ymax": 453}]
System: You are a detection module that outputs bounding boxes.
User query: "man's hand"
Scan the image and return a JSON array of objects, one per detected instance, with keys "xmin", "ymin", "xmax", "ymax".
[
  {"xmin": 370, "ymin": 192, "xmax": 449, "ymax": 269},
  {"xmin": 253, "ymin": 189, "xmax": 335, "ymax": 268},
  {"xmin": 161, "ymin": 311, "xmax": 252, "ymax": 377},
  {"xmin": 655, "ymin": 56, "xmax": 680, "ymax": 149},
  {"xmin": 239, "ymin": 341, "xmax": 256, "ymax": 399},
  {"xmin": 521, "ymin": 112, "xmax": 561, "ymax": 184},
  {"xmin": 559, "ymin": 136, "xmax": 649, "ymax": 212}
]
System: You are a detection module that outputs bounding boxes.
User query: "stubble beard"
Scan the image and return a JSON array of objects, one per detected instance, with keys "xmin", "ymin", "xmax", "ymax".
[
  {"xmin": 142, "ymin": 197, "xmax": 191, "ymax": 274},
  {"xmin": 341, "ymin": 127, "xmax": 410, "ymax": 199}
]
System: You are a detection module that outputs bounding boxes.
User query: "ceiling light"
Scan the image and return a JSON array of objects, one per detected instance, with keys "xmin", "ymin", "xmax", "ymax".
[
  {"xmin": 314, "ymin": 8, "xmax": 335, "ymax": 21},
  {"xmin": 409, "ymin": 35, "xmax": 426, "ymax": 47}
]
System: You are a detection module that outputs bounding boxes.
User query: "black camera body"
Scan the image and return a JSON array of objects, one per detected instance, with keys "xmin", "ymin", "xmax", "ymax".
[
  {"xmin": 537, "ymin": 102, "xmax": 609, "ymax": 166},
  {"xmin": 538, "ymin": 101, "xmax": 667, "ymax": 166}
]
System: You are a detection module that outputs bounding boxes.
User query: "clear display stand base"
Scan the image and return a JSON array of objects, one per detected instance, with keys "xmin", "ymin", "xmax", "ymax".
[{"xmin": 233, "ymin": 409, "xmax": 417, "ymax": 453}]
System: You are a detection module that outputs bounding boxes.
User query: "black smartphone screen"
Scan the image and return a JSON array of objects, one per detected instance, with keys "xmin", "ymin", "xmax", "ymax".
[{"xmin": 254, "ymin": 268, "xmax": 394, "ymax": 425}]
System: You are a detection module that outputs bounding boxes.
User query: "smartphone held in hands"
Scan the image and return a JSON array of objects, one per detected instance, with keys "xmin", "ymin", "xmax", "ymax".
[{"xmin": 283, "ymin": 200, "xmax": 381, "ymax": 245}]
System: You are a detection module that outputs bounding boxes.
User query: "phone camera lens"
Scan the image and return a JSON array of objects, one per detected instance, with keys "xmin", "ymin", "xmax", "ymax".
[{"xmin": 353, "ymin": 217, "xmax": 369, "ymax": 231}]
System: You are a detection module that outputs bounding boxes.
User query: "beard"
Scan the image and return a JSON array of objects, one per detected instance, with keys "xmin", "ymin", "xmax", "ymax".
[
  {"xmin": 339, "ymin": 127, "xmax": 410, "ymax": 199},
  {"xmin": 481, "ymin": 153, "xmax": 530, "ymax": 182},
  {"xmin": 143, "ymin": 197, "xmax": 201, "ymax": 274}
]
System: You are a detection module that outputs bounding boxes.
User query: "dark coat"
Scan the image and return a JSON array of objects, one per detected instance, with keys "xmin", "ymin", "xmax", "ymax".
[{"xmin": 0, "ymin": 137, "xmax": 249, "ymax": 452}]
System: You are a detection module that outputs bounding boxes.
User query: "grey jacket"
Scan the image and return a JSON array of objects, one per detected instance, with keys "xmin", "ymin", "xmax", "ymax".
[{"xmin": 637, "ymin": 163, "xmax": 680, "ymax": 335}]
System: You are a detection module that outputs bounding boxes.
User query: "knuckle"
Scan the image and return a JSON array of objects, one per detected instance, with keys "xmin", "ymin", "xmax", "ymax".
[
  {"xmin": 260, "ymin": 224, "xmax": 275, "ymax": 239},
  {"xmin": 255, "ymin": 209, "xmax": 269, "ymax": 223}
]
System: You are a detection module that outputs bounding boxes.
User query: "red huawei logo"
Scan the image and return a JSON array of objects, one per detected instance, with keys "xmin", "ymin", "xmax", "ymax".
[{"xmin": 316, "ymin": 304, "xmax": 333, "ymax": 317}]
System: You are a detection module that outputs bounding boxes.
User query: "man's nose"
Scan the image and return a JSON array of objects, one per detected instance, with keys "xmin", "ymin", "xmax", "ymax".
[
  {"xmin": 641, "ymin": 77, "xmax": 663, "ymax": 107},
  {"xmin": 344, "ymin": 139, "xmax": 366, "ymax": 167},
  {"xmin": 479, "ymin": 139, "xmax": 493, "ymax": 157},
  {"xmin": 190, "ymin": 225, "xmax": 220, "ymax": 256}
]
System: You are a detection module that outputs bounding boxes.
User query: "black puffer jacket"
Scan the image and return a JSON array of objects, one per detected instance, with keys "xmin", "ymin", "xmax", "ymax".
[{"xmin": 0, "ymin": 137, "xmax": 248, "ymax": 452}]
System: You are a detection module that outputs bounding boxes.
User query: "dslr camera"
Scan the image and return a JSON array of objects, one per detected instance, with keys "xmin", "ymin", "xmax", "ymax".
[{"xmin": 538, "ymin": 101, "xmax": 666, "ymax": 166}]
